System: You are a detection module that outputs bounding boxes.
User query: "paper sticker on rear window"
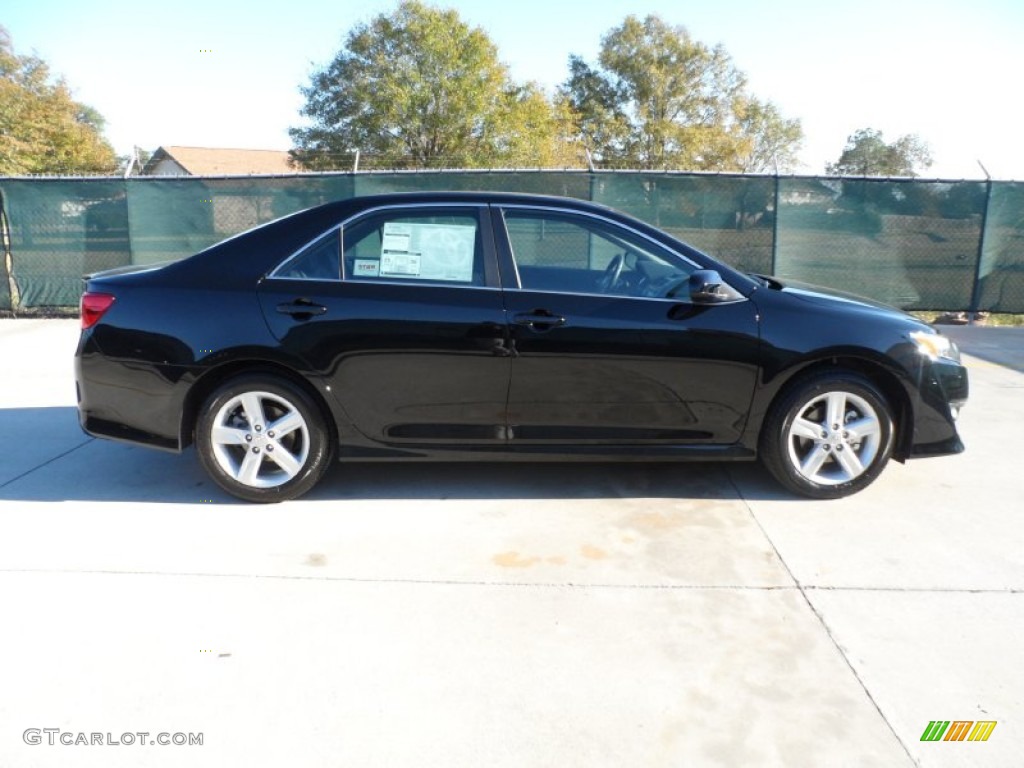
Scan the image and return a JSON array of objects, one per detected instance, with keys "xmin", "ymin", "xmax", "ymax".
[{"xmin": 379, "ymin": 221, "xmax": 475, "ymax": 282}]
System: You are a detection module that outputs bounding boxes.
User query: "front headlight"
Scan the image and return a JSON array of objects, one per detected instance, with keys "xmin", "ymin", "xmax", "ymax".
[{"xmin": 910, "ymin": 330, "xmax": 961, "ymax": 363}]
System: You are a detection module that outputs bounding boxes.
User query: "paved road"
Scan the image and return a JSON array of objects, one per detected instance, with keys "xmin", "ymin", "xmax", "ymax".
[
  {"xmin": 940, "ymin": 324, "xmax": 1024, "ymax": 372},
  {"xmin": 0, "ymin": 319, "xmax": 1020, "ymax": 767}
]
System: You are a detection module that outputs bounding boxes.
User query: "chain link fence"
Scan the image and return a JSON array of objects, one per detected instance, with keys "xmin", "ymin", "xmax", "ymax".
[{"xmin": 1, "ymin": 171, "xmax": 1021, "ymax": 312}]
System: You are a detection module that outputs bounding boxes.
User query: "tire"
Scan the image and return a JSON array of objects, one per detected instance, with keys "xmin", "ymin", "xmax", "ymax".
[
  {"xmin": 195, "ymin": 374, "xmax": 332, "ymax": 503},
  {"xmin": 760, "ymin": 371, "xmax": 895, "ymax": 499}
]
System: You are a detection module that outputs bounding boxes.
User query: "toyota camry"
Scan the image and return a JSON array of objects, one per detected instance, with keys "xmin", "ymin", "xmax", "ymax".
[{"xmin": 75, "ymin": 192, "xmax": 969, "ymax": 502}]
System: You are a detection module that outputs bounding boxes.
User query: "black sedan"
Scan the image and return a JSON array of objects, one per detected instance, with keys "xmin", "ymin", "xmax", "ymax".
[{"xmin": 75, "ymin": 192, "xmax": 969, "ymax": 502}]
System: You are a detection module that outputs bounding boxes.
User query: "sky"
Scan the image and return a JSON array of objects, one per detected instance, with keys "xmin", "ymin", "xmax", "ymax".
[{"xmin": 4, "ymin": 0, "xmax": 1023, "ymax": 179}]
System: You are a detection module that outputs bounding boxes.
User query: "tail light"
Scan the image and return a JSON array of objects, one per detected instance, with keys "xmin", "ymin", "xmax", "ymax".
[{"xmin": 81, "ymin": 292, "xmax": 116, "ymax": 329}]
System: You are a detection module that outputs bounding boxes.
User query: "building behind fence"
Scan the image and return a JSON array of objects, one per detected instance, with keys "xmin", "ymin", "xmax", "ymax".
[{"xmin": 0, "ymin": 171, "xmax": 1022, "ymax": 312}]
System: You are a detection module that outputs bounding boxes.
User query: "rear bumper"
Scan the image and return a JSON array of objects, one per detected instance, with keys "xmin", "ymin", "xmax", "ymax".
[{"xmin": 75, "ymin": 332, "xmax": 191, "ymax": 453}]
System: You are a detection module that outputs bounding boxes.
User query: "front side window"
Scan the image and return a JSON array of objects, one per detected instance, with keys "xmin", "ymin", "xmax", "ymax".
[
  {"xmin": 342, "ymin": 209, "xmax": 485, "ymax": 286},
  {"xmin": 502, "ymin": 209, "xmax": 695, "ymax": 298}
]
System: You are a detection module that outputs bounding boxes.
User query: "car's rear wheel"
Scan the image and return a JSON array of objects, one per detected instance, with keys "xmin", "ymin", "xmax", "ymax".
[
  {"xmin": 760, "ymin": 371, "xmax": 895, "ymax": 499},
  {"xmin": 196, "ymin": 375, "xmax": 331, "ymax": 502}
]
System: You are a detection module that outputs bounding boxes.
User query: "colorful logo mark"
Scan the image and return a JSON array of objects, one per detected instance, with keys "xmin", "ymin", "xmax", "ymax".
[{"xmin": 920, "ymin": 720, "xmax": 996, "ymax": 742}]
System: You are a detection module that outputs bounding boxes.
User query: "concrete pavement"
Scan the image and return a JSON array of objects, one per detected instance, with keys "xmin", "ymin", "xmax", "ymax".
[{"xmin": 0, "ymin": 319, "xmax": 1020, "ymax": 767}]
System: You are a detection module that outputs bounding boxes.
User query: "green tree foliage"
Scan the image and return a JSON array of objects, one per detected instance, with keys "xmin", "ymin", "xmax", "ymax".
[
  {"xmin": 826, "ymin": 128, "xmax": 933, "ymax": 177},
  {"xmin": 561, "ymin": 15, "xmax": 802, "ymax": 172},
  {"xmin": 562, "ymin": 55, "xmax": 631, "ymax": 161},
  {"xmin": 483, "ymin": 85, "xmax": 581, "ymax": 168},
  {"xmin": 0, "ymin": 26, "xmax": 118, "ymax": 175},
  {"xmin": 290, "ymin": 1, "xmax": 580, "ymax": 170},
  {"xmin": 730, "ymin": 96, "xmax": 803, "ymax": 173}
]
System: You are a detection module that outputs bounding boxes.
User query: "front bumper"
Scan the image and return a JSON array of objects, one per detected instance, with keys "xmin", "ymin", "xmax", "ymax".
[{"xmin": 906, "ymin": 355, "xmax": 968, "ymax": 458}]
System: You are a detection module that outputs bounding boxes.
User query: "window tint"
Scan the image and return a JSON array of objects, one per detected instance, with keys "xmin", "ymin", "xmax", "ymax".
[
  {"xmin": 274, "ymin": 229, "xmax": 341, "ymax": 280},
  {"xmin": 342, "ymin": 210, "xmax": 485, "ymax": 286},
  {"xmin": 503, "ymin": 210, "xmax": 694, "ymax": 299}
]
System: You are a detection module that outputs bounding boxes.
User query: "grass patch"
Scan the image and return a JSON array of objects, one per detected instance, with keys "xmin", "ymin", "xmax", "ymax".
[{"xmin": 912, "ymin": 311, "xmax": 1024, "ymax": 327}]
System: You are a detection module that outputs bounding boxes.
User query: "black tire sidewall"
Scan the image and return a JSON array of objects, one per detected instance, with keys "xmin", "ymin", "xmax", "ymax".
[
  {"xmin": 196, "ymin": 375, "xmax": 330, "ymax": 503},
  {"xmin": 762, "ymin": 372, "xmax": 895, "ymax": 499}
]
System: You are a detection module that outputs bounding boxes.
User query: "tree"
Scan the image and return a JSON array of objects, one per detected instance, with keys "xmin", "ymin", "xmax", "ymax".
[
  {"xmin": 826, "ymin": 128, "xmax": 933, "ymax": 177},
  {"xmin": 561, "ymin": 15, "xmax": 802, "ymax": 172},
  {"xmin": 290, "ymin": 1, "xmax": 579, "ymax": 170},
  {"xmin": 118, "ymin": 146, "xmax": 152, "ymax": 176},
  {"xmin": 562, "ymin": 55, "xmax": 631, "ymax": 162},
  {"xmin": 483, "ymin": 85, "xmax": 581, "ymax": 168},
  {"xmin": 729, "ymin": 96, "xmax": 803, "ymax": 173},
  {"xmin": 0, "ymin": 26, "xmax": 118, "ymax": 175}
]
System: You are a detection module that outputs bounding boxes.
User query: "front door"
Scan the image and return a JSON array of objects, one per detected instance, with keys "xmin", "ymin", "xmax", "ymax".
[{"xmin": 495, "ymin": 205, "xmax": 760, "ymax": 445}]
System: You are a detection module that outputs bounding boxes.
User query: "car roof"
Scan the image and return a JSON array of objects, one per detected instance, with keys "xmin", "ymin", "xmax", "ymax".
[{"xmin": 318, "ymin": 190, "xmax": 619, "ymax": 217}]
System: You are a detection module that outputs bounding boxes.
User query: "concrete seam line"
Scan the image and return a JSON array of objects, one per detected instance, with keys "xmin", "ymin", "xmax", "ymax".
[
  {"xmin": 0, "ymin": 568, "xmax": 799, "ymax": 590},
  {"xmin": 804, "ymin": 585, "xmax": 1023, "ymax": 594},
  {"xmin": 2, "ymin": 569, "xmax": 1016, "ymax": 594},
  {"xmin": 725, "ymin": 466, "xmax": 919, "ymax": 767},
  {"xmin": 0, "ymin": 438, "xmax": 94, "ymax": 490}
]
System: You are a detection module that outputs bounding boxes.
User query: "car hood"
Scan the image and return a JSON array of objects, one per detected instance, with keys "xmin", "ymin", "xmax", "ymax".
[{"xmin": 759, "ymin": 275, "xmax": 919, "ymax": 320}]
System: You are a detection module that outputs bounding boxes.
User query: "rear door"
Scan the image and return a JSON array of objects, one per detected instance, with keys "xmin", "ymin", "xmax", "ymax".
[
  {"xmin": 258, "ymin": 204, "xmax": 512, "ymax": 447},
  {"xmin": 494, "ymin": 204, "xmax": 760, "ymax": 445}
]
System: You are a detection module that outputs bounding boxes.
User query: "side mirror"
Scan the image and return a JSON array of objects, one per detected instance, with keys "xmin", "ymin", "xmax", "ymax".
[{"xmin": 689, "ymin": 270, "xmax": 728, "ymax": 303}]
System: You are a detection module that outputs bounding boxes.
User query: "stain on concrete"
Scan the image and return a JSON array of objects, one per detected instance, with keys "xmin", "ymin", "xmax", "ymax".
[
  {"xmin": 306, "ymin": 553, "xmax": 327, "ymax": 567},
  {"xmin": 626, "ymin": 502, "xmax": 729, "ymax": 534},
  {"xmin": 492, "ymin": 551, "xmax": 541, "ymax": 568},
  {"xmin": 581, "ymin": 545, "xmax": 609, "ymax": 560}
]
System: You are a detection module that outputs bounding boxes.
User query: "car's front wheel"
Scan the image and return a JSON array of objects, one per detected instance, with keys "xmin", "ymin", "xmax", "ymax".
[
  {"xmin": 196, "ymin": 375, "xmax": 331, "ymax": 502},
  {"xmin": 760, "ymin": 371, "xmax": 895, "ymax": 499}
]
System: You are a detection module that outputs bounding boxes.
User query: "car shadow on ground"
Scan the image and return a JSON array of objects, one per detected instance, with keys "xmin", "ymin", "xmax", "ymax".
[
  {"xmin": 308, "ymin": 460, "xmax": 792, "ymax": 503},
  {"xmin": 0, "ymin": 406, "xmax": 798, "ymax": 504}
]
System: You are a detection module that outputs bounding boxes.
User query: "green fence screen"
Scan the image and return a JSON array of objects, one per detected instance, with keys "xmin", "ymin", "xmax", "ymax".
[
  {"xmin": 978, "ymin": 182, "xmax": 1024, "ymax": 312},
  {"xmin": 775, "ymin": 178, "xmax": 987, "ymax": 309},
  {"xmin": 594, "ymin": 174, "xmax": 775, "ymax": 276},
  {"xmin": 0, "ymin": 171, "xmax": 1021, "ymax": 312}
]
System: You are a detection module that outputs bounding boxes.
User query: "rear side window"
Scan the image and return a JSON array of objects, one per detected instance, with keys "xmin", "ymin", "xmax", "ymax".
[
  {"xmin": 342, "ymin": 209, "xmax": 485, "ymax": 286},
  {"xmin": 273, "ymin": 229, "xmax": 341, "ymax": 280}
]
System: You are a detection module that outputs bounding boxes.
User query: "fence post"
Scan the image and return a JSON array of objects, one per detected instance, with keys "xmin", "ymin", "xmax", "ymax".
[
  {"xmin": 968, "ymin": 178, "xmax": 993, "ymax": 317},
  {"xmin": 0, "ymin": 187, "xmax": 19, "ymax": 314},
  {"xmin": 770, "ymin": 174, "xmax": 780, "ymax": 275}
]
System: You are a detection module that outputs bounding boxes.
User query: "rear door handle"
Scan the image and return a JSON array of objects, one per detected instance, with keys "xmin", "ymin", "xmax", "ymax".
[
  {"xmin": 512, "ymin": 310, "xmax": 566, "ymax": 331},
  {"xmin": 277, "ymin": 298, "xmax": 327, "ymax": 318}
]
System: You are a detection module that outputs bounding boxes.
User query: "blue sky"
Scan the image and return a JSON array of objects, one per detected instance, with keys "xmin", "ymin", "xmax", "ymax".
[{"xmin": 5, "ymin": 0, "xmax": 1023, "ymax": 178}]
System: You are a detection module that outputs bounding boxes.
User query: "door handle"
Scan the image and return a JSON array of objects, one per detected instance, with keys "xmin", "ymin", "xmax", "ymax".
[
  {"xmin": 276, "ymin": 298, "xmax": 327, "ymax": 318},
  {"xmin": 513, "ymin": 310, "xmax": 566, "ymax": 331}
]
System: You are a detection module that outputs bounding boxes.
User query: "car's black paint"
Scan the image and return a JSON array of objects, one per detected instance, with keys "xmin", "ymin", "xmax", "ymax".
[
  {"xmin": 501, "ymin": 290, "xmax": 760, "ymax": 444},
  {"xmin": 75, "ymin": 192, "xmax": 967, "ymax": 496},
  {"xmin": 258, "ymin": 279, "xmax": 511, "ymax": 445}
]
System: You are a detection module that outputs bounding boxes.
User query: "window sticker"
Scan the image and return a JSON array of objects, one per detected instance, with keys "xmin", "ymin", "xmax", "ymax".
[
  {"xmin": 379, "ymin": 221, "xmax": 476, "ymax": 282},
  {"xmin": 353, "ymin": 259, "xmax": 380, "ymax": 277}
]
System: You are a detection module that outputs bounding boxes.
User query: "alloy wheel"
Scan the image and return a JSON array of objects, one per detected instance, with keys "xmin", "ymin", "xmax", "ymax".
[
  {"xmin": 209, "ymin": 390, "xmax": 310, "ymax": 489},
  {"xmin": 785, "ymin": 390, "xmax": 882, "ymax": 486}
]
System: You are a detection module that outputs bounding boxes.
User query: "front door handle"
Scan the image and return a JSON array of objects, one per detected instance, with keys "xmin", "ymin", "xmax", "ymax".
[
  {"xmin": 277, "ymin": 298, "xmax": 327, "ymax": 319},
  {"xmin": 513, "ymin": 310, "xmax": 566, "ymax": 331}
]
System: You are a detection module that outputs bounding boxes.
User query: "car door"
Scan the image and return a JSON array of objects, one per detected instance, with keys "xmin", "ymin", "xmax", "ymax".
[
  {"xmin": 494, "ymin": 204, "xmax": 761, "ymax": 445},
  {"xmin": 258, "ymin": 203, "xmax": 512, "ymax": 447}
]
